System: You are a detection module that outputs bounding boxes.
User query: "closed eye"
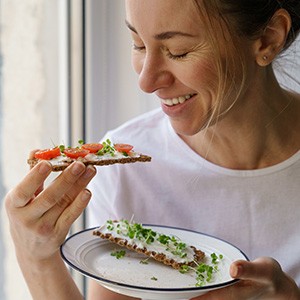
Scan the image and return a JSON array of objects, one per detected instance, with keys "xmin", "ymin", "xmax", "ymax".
[
  {"xmin": 166, "ymin": 50, "xmax": 188, "ymax": 60},
  {"xmin": 132, "ymin": 44, "xmax": 146, "ymax": 52},
  {"xmin": 132, "ymin": 43, "xmax": 189, "ymax": 60}
]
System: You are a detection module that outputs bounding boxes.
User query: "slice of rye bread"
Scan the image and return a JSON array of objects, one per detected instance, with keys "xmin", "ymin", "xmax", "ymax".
[
  {"xmin": 27, "ymin": 154, "xmax": 151, "ymax": 172},
  {"xmin": 93, "ymin": 224, "xmax": 205, "ymax": 270}
]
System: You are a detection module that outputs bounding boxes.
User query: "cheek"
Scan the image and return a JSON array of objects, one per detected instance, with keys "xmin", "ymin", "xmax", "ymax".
[{"xmin": 189, "ymin": 60, "xmax": 219, "ymax": 91}]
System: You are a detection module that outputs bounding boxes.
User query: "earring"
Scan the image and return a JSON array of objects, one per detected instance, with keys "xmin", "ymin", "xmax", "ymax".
[{"xmin": 263, "ymin": 55, "xmax": 268, "ymax": 61}]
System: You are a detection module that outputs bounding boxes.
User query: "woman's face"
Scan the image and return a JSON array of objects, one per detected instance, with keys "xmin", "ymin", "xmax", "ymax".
[{"xmin": 125, "ymin": 0, "xmax": 224, "ymax": 136}]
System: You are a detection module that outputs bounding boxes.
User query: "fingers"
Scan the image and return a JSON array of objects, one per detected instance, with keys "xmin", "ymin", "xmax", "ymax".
[
  {"xmin": 31, "ymin": 162, "xmax": 93, "ymax": 218},
  {"xmin": 7, "ymin": 161, "xmax": 52, "ymax": 208},
  {"xmin": 60, "ymin": 165, "xmax": 96, "ymax": 202},
  {"xmin": 57, "ymin": 189, "xmax": 92, "ymax": 236},
  {"xmin": 33, "ymin": 189, "xmax": 92, "ymax": 245},
  {"xmin": 230, "ymin": 257, "xmax": 282, "ymax": 284},
  {"xmin": 43, "ymin": 165, "xmax": 96, "ymax": 222}
]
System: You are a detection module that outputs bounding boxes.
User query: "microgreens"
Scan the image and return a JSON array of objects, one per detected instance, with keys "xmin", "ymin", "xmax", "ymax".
[
  {"xmin": 211, "ymin": 252, "xmax": 223, "ymax": 264},
  {"xmin": 105, "ymin": 220, "xmax": 189, "ymax": 260},
  {"xmin": 49, "ymin": 139, "xmax": 84, "ymax": 154},
  {"xmin": 179, "ymin": 252, "xmax": 224, "ymax": 287},
  {"xmin": 106, "ymin": 220, "xmax": 115, "ymax": 231},
  {"xmin": 59, "ymin": 144, "xmax": 65, "ymax": 152},
  {"xmin": 157, "ymin": 234, "xmax": 170, "ymax": 245},
  {"xmin": 104, "ymin": 220, "xmax": 224, "ymax": 287},
  {"xmin": 97, "ymin": 139, "xmax": 115, "ymax": 156},
  {"xmin": 140, "ymin": 258, "xmax": 150, "ymax": 265},
  {"xmin": 111, "ymin": 250, "xmax": 126, "ymax": 259}
]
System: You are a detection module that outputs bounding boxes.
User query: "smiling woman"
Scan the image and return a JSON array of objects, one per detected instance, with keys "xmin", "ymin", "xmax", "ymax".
[{"xmin": 2, "ymin": 1, "xmax": 300, "ymax": 300}]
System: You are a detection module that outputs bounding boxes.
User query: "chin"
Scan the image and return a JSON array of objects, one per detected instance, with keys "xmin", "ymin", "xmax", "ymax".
[{"xmin": 170, "ymin": 120, "xmax": 205, "ymax": 137}]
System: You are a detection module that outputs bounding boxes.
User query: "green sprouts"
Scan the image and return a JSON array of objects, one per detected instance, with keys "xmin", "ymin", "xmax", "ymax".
[
  {"xmin": 105, "ymin": 220, "xmax": 189, "ymax": 258},
  {"xmin": 105, "ymin": 219, "xmax": 224, "ymax": 287},
  {"xmin": 97, "ymin": 139, "xmax": 115, "ymax": 156},
  {"xmin": 111, "ymin": 250, "xmax": 126, "ymax": 259},
  {"xmin": 179, "ymin": 253, "xmax": 224, "ymax": 287}
]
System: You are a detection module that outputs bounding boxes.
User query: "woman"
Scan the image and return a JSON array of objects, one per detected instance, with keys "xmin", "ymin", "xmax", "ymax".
[{"xmin": 5, "ymin": 0, "xmax": 300, "ymax": 299}]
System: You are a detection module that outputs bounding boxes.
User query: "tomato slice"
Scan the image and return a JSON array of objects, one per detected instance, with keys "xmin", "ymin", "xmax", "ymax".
[
  {"xmin": 34, "ymin": 147, "xmax": 61, "ymax": 160},
  {"xmin": 63, "ymin": 148, "xmax": 90, "ymax": 158},
  {"xmin": 82, "ymin": 143, "xmax": 103, "ymax": 153},
  {"xmin": 114, "ymin": 143, "xmax": 134, "ymax": 154}
]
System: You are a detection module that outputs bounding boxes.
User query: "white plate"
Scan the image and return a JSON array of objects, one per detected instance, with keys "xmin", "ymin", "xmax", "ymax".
[{"xmin": 61, "ymin": 225, "xmax": 248, "ymax": 300}]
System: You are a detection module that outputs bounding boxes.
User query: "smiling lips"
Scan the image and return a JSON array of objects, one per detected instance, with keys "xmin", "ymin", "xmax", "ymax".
[{"xmin": 160, "ymin": 93, "xmax": 196, "ymax": 106}]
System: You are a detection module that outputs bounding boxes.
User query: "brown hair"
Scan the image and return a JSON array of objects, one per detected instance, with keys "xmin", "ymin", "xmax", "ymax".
[
  {"xmin": 192, "ymin": 0, "xmax": 300, "ymax": 126},
  {"xmin": 210, "ymin": 0, "xmax": 300, "ymax": 52}
]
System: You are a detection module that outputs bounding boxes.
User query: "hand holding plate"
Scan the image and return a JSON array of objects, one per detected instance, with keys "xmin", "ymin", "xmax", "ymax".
[{"xmin": 191, "ymin": 257, "xmax": 300, "ymax": 299}]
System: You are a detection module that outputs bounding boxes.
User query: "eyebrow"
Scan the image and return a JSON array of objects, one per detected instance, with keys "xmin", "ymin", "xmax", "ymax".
[{"xmin": 125, "ymin": 20, "xmax": 196, "ymax": 40}]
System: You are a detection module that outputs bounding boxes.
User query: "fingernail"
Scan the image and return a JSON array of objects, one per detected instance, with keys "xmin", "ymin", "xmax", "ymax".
[
  {"xmin": 82, "ymin": 189, "xmax": 91, "ymax": 201},
  {"xmin": 83, "ymin": 165, "xmax": 96, "ymax": 178},
  {"xmin": 231, "ymin": 264, "xmax": 242, "ymax": 278},
  {"xmin": 71, "ymin": 162, "xmax": 85, "ymax": 175},
  {"xmin": 38, "ymin": 161, "xmax": 51, "ymax": 174}
]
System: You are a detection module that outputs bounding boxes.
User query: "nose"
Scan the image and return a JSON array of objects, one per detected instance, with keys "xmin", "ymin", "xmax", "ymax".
[{"xmin": 137, "ymin": 53, "xmax": 174, "ymax": 94}]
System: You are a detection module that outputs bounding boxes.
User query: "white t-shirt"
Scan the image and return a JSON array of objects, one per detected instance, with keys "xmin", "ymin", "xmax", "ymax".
[{"xmin": 87, "ymin": 108, "xmax": 300, "ymax": 285}]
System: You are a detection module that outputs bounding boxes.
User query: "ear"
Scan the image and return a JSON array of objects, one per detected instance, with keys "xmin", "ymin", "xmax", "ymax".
[{"xmin": 254, "ymin": 9, "xmax": 292, "ymax": 66}]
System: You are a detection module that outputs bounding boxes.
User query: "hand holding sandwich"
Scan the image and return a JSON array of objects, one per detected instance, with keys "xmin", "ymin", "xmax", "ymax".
[{"xmin": 5, "ymin": 157, "xmax": 96, "ymax": 299}]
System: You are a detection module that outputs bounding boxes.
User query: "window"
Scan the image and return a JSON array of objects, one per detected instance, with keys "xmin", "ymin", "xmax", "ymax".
[
  {"xmin": 0, "ymin": 1, "xmax": 66, "ymax": 299},
  {"xmin": 0, "ymin": 1, "xmax": 157, "ymax": 299}
]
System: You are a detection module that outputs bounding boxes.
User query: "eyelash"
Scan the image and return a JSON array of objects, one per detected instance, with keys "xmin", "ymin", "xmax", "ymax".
[
  {"xmin": 132, "ymin": 44, "xmax": 145, "ymax": 52},
  {"xmin": 132, "ymin": 44, "xmax": 188, "ymax": 60},
  {"xmin": 166, "ymin": 50, "xmax": 188, "ymax": 60}
]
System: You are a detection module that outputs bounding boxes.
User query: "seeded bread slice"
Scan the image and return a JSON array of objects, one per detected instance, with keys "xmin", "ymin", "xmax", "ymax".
[
  {"xmin": 93, "ymin": 221, "xmax": 205, "ymax": 270},
  {"xmin": 27, "ymin": 154, "xmax": 151, "ymax": 172}
]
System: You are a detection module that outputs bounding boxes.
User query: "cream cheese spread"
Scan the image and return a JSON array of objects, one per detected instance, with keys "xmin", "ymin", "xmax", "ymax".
[
  {"xmin": 47, "ymin": 156, "xmax": 72, "ymax": 166},
  {"xmin": 97, "ymin": 220, "xmax": 196, "ymax": 264},
  {"xmin": 48, "ymin": 152, "xmax": 140, "ymax": 166},
  {"xmin": 84, "ymin": 152, "xmax": 140, "ymax": 161}
]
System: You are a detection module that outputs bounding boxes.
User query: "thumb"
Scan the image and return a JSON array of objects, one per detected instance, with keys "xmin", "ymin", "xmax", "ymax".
[{"xmin": 230, "ymin": 257, "xmax": 281, "ymax": 284}]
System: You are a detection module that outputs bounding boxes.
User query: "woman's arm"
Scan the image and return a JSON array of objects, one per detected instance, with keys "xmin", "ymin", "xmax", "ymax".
[
  {"xmin": 16, "ymin": 252, "xmax": 83, "ymax": 300},
  {"xmin": 88, "ymin": 280, "xmax": 139, "ymax": 300}
]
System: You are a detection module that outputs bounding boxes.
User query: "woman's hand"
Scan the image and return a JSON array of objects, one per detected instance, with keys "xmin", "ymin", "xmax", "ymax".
[
  {"xmin": 5, "ymin": 159, "xmax": 97, "ymax": 299},
  {"xmin": 192, "ymin": 257, "xmax": 300, "ymax": 300},
  {"xmin": 5, "ymin": 159, "xmax": 96, "ymax": 262}
]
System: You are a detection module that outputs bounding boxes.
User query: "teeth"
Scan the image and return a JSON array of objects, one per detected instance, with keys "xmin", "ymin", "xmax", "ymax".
[{"xmin": 161, "ymin": 94, "xmax": 195, "ymax": 106}]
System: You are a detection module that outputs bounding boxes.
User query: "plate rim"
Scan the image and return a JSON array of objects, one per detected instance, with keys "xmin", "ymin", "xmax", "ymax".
[{"xmin": 60, "ymin": 224, "xmax": 249, "ymax": 292}]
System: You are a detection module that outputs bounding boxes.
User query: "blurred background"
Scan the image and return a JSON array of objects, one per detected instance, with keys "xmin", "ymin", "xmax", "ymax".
[{"xmin": 0, "ymin": 1, "xmax": 299, "ymax": 299}]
